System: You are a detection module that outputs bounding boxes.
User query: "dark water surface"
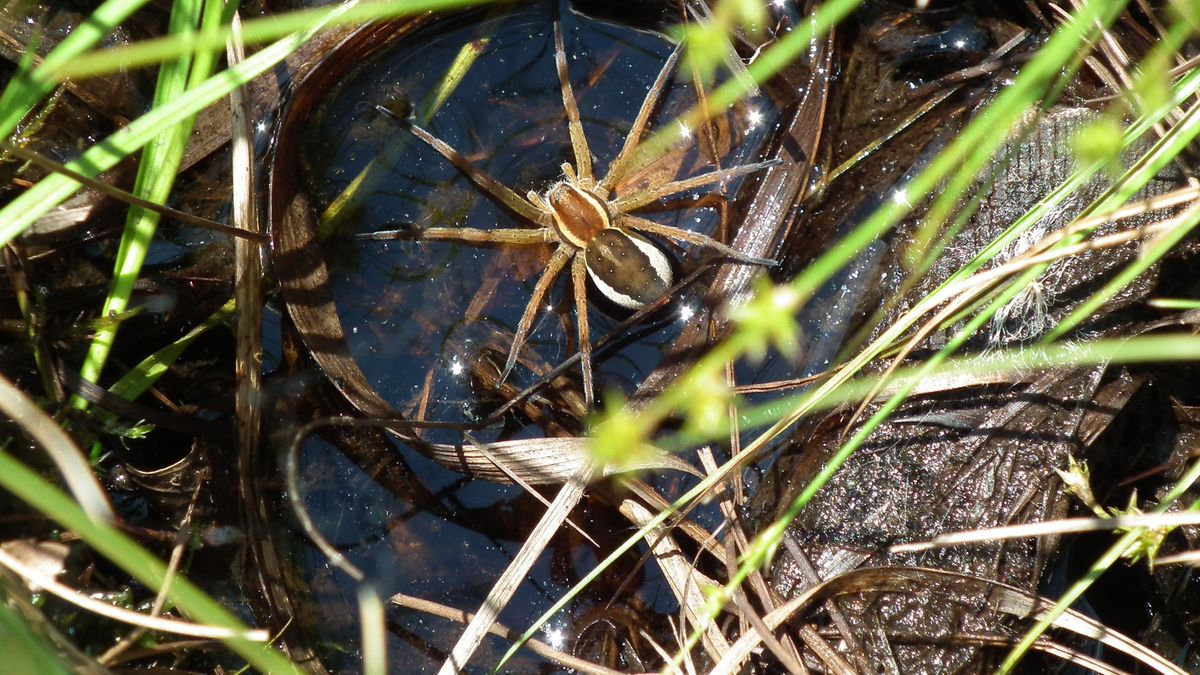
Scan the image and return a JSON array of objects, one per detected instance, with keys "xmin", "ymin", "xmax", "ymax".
[
  {"xmin": 286, "ymin": 2, "xmax": 778, "ymax": 670},
  {"xmin": 302, "ymin": 2, "xmax": 776, "ymax": 434}
]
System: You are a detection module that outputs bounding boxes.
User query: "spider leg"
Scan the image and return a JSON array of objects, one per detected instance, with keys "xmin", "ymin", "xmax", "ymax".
[
  {"xmin": 570, "ymin": 254, "xmax": 594, "ymax": 408},
  {"xmin": 501, "ymin": 244, "xmax": 574, "ymax": 385},
  {"xmin": 633, "ymin": 192, "xmax": 729, "ymax": 220},
  {"xmin": 598, "ymin": 41, "xmax": 683, "ymax": 193},
  {"xmin": 553, "ymin": 22, "xmax": 593, "ymax": 185},
  {"xmin": 610, "ymin": 158, "xmax": 780, "ymax": 214},
  {"xmin": 617, "ymin": 214, "xmax": 776, "ymax": 266},
  {"xmin": 377, "ymin": 106, "xmax": 548, "ymax": 226},
  {"xmin": 357, "ymin": 227, "xmax": 552, "ymax": 245},
  {"xmin": 640, "ymin": 193, "xmax": 731, "ymax": 247}
]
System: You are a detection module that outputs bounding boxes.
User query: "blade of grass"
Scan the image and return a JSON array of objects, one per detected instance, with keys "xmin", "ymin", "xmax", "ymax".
[
  {"xmin": 106, "ymin": 299, "xmax": 235, "ymax": 402},
  {"xmin": 49, "ymin": 0, "xmax": 495, "ymax": 81},
  {"xmin": 1, "ymin": 142, "xmax": 265, "ymax": 241},
  {"xmin": 1147, "ymin": 298, "xmax": 1200, "ymax": 310},
  {"xmin": 72, "ymin": 0, "xmax": 218, "ymax": 407},
  {"xmin": 0, "ymin": 1, "xmax": 360, "ymax": 249},
  {"xmin": 0, "ymin": 447, "xmax": 302, "ymax": 673},
  {"xmin": 0, "ymin": 0, "xmax": 152, "ymax": 137},
  {"xmin": 500, "ymin": 331, "xmax": 1200, "ymax": 669},
  {"xmin": 0, "ymin": 374, "xmax": 113, "ymax": 523},
  {"xmin": 0, "ymin": 595, "xmax": 74, "ymax": 675}
]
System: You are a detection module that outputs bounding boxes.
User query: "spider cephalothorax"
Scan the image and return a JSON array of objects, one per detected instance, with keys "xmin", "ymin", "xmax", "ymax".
[{"xmin": 365, "ymin": 21, "xmax": 777, "ymax": 407}]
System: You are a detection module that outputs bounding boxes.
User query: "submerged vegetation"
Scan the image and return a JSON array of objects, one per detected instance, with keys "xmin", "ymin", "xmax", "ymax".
[{"xmin": 0, "ymin": 0, "xmax": 1198, "ymax": 672}]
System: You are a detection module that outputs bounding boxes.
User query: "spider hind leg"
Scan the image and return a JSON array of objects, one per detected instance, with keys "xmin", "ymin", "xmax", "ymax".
[{"xmin": 618, "ymin": 214, "xmax": 777, "ymax": 267}]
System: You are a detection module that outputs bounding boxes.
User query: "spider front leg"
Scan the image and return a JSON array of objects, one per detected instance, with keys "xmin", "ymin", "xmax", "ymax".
[
  {"xmin": 375, "ymin": 105, "xmax": 548, "ymax": 226},
  {"xmin": 618, "ymin": 214, "xmax": 776, "ymax": 267},
  {"xmin": 610, "ymin": 158, "xmax": 780, "ymax": 214},
  {"xmin": 553, "ymin": 22, "xmax": 593, "ymax": 185},
  {"xmin": 598, "ymin": 40, "xmax": 682, "ymax": 193},
  {"xmin": 634, "ymin": 192, "xmax": 732, "ymax": 245}
]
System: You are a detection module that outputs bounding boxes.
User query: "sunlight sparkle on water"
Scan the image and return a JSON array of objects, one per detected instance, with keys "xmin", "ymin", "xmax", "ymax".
[
  {"xmin": 746, "ymin": 108, "xmax": 764, "ymax": 128},
  {"xmin": 771, "ymin": 0, "xmax": 787, "ymax": 7},
  {"xmin": 679, "ymin": 304, "xmax": 696, "ymax": 322},
  {"xmin": 678, "ymin": 121, "xmax": 692, "ymax": 139},
  {"xmin": 544, "ymin": 626, "xmax": 566, "ymax": 651},
  {"xmin": 448, "ymin": 359, "xmax": 464, "ymax": 376}
]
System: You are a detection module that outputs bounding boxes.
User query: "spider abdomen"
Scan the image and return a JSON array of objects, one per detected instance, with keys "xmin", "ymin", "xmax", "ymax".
[{"xmin": 584, "ymin": 228, "xmax": 674, "ymax": 310}]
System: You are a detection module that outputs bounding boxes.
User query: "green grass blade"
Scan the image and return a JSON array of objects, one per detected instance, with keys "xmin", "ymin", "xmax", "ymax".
[
  {"xmin": 0, "ymin": 13, "xmax": 340, "ymax": 249},
  {"xmin": 0, "ymin": 597, "xmax": 73, "ymax": 675},
  {"xmin": 1046, "ymin": 99, "xmax": 1200, "ymax": 339},
  {"xmin": 107, "ymin": 299, "xmax": 235, "ymax": 402},
  {"xmin": 0, "ymin": 0, "xmax": 152, "ymax": 136},
  {"xmin": 74, "ymin": 0, "xmax": 212, "ymax": 405},
  {"xmin": 0, "ymin": 448, "xmax": 303, "ymax": 674},
  {"xmin": 50, "ymin": 0, "xmax": 495, "ymax": 80}
]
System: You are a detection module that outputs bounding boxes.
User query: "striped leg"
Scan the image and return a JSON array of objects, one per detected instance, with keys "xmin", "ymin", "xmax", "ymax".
[
  {"xmin": 500, "ymin": 245, "xmax": 573, "ymax": 383},
  {"xmin": 553, "ymin": 22, "xmax": 593, "ymax": 185},
  {"xmin": 570, "ymin": 254, "xmax": 593, "ymax": 407},
  {"xmin": 617, "ymin": 215, "xmax": 776, "ymax": 266},
  {"xmin": 610, "ymin": 159, "xmax": 780, "ymax": 214}
]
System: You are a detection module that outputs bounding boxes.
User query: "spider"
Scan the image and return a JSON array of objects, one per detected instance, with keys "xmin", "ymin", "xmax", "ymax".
[{"xmin": 365, "ymin": 21, "xmax": 777, "ymax": 407}]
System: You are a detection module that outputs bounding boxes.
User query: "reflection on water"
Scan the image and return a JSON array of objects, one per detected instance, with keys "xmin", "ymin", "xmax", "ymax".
[
  {"xmin": 289, "ymin": 1, "xmax": 778, "ymax": 670},
  {"xmin": 303, "ymin": 0, "xmax": 776, "ymax": 435}
]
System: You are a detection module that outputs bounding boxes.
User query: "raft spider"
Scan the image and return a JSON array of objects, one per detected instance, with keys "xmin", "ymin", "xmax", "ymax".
[{"xmin": 366, "ymin": 21, "xmax": 777, "ymax": 407}]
